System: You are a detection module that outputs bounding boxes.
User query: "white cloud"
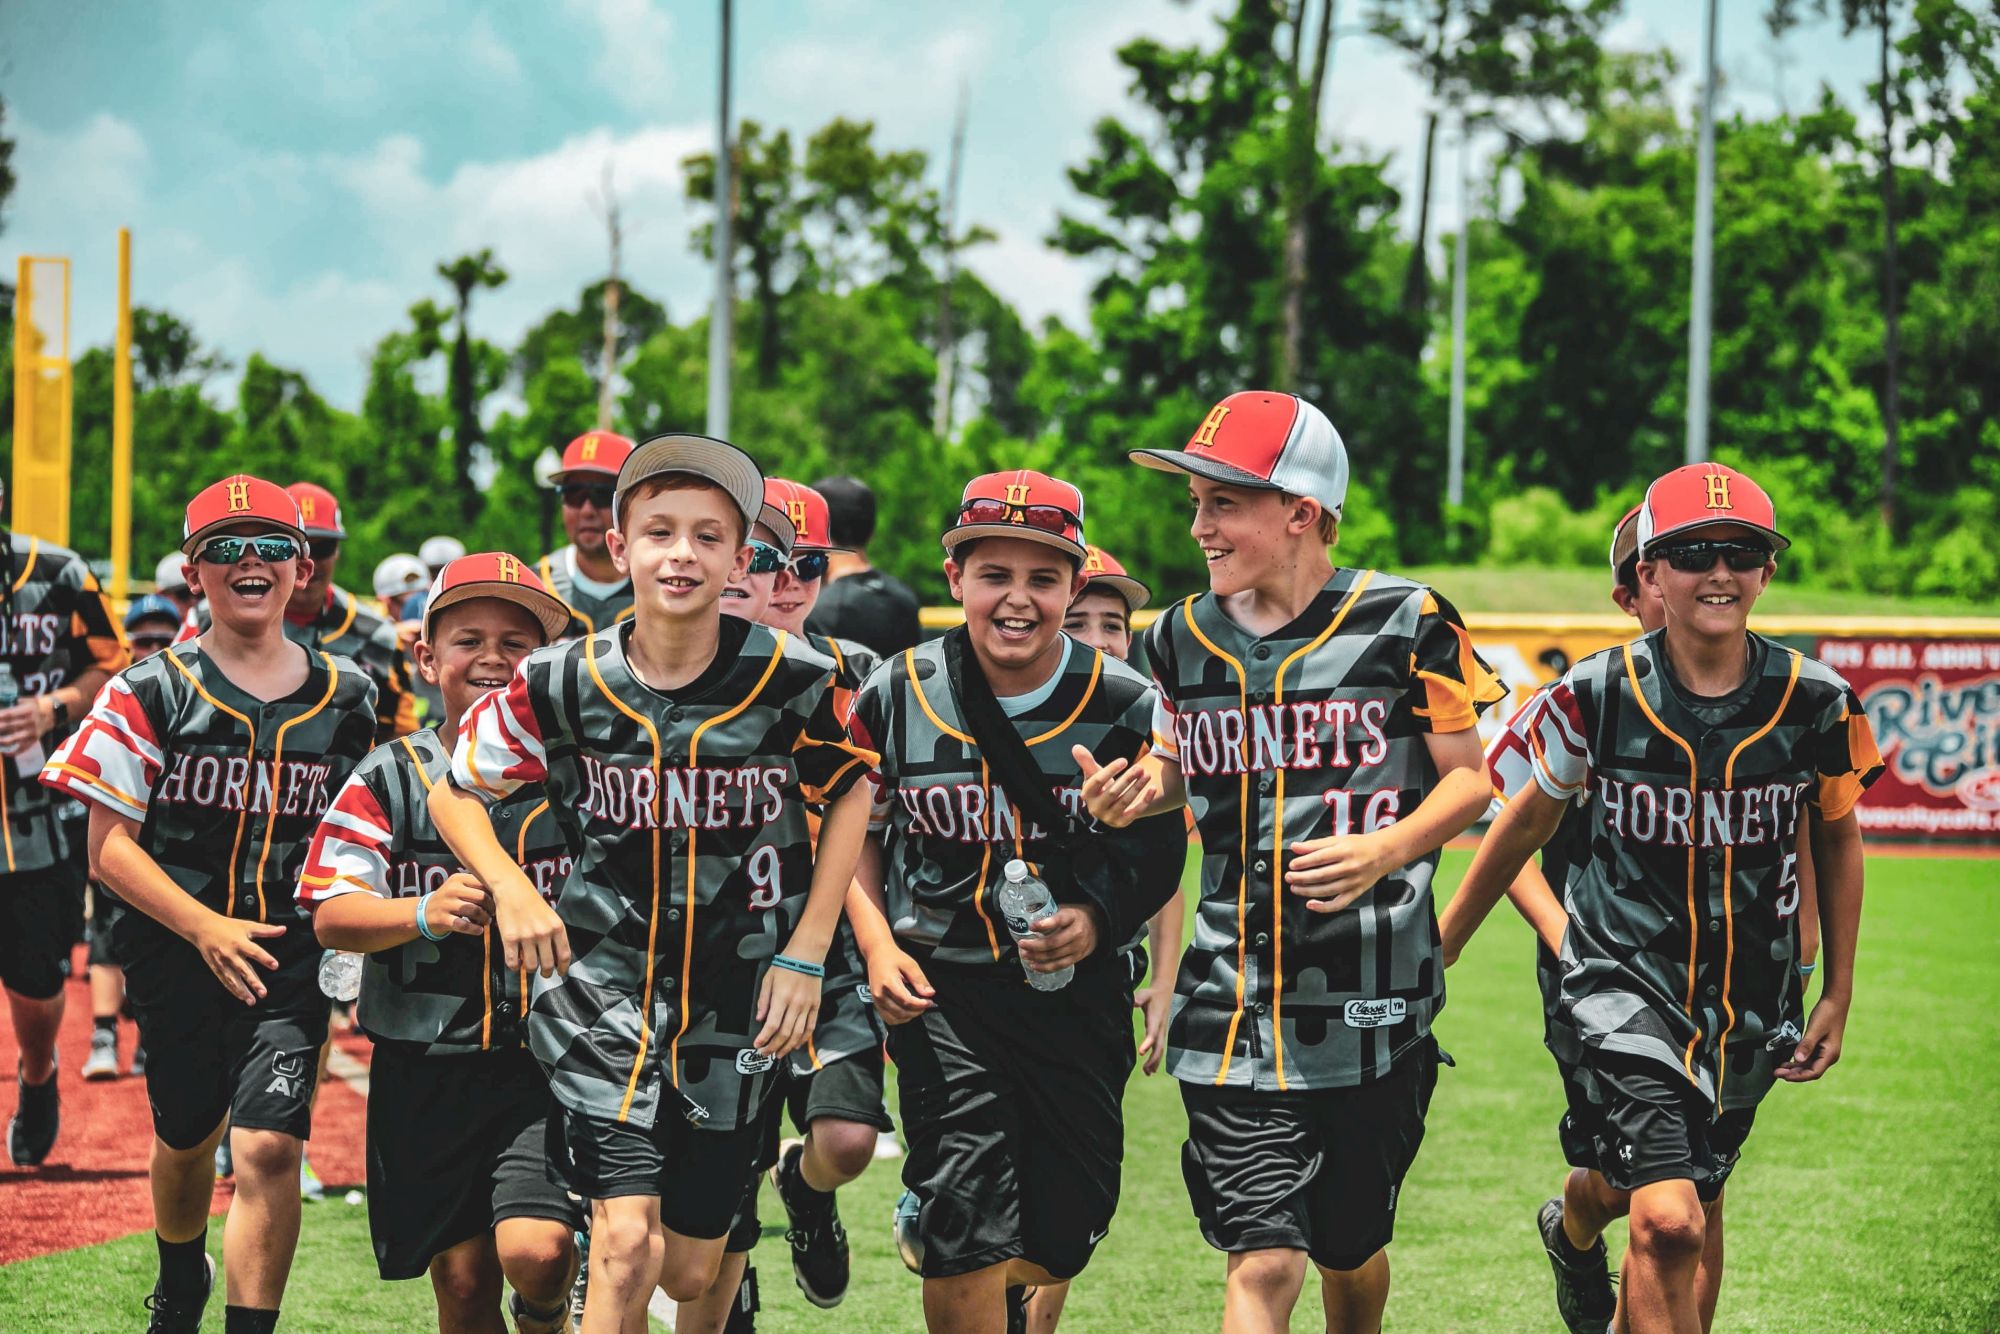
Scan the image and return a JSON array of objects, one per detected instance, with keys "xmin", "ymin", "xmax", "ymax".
[
  {"xmin": 565, "ymin": 0, "xmax": 676, "ymax": 112},
  {"xmin": 968, "ymin": 217, "xmax": 1093, "ymax": 334}
]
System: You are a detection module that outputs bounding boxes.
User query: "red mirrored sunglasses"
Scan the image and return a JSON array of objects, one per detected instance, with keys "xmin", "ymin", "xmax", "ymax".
[{"xmin": 955, "ymin": 499, "xmax": 1081, "ymax": 538}]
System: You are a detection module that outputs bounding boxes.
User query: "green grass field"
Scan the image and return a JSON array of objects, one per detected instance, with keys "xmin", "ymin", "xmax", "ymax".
[{"xmin": 3, "ymin": 852, "xmax": 1995, "ymax": 1331}]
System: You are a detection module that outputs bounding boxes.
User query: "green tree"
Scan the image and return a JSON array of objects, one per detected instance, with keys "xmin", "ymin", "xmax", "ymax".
[{"xmin": 436, "ymin": 249, "xmax": 509, "ymax": 522}]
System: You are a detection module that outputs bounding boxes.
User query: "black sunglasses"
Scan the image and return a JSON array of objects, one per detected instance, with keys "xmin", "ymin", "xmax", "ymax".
[
  {"xmin": 562, "ymin": 484, "xmax": 617, "ymax": 509},
  {"xmin": 1652, "ymin": 540, "xmax": 1772, "ymax": 573},
  {"xmin": 785, "ymin": 551, "xmax": 829, "ymax": 582},
  {"xmin": 195, "ymin": 533, "xmax": 300, "ymax": 565},
  {"xmin": 307, "ymin": 538, "xmax": 340, "ymax": 562},
  {"xmin": 129, "ymin": 634, "xmax": 177, "ymax": 650},
  {"xmin": 744, "ymin": 540, "xmax": 787, "ymax": 575}
]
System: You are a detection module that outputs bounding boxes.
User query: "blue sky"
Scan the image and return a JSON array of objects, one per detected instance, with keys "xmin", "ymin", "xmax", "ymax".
[{"xmin": 3, "ymin": 0, "xmax": 1881, "ymax": 409}]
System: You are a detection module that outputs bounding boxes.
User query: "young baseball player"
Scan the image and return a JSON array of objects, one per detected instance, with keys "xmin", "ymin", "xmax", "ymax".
[
  {"xmin": 43, "ymin": 475, "xmax": 379, "ymax": 1334},
  {"xmin": 299, "ymin": 553, "xmax": 580, "ymax": 1333},
  {"xmin": 536, "ymin": 430, "xmax": 639, "ymax": 640},
  {"xmin": 0, "ymin": 481, "xmax": 130, "ymax": 1160},
  {"xmin": 718, "ymin": 478, "xmax": 893, "ymax": 1322},
  {"xmin": 1441, "ymin": 462, "xmax": 1881, "ymax": 1334},
  {"xmin": 1080, "ymin": 392, "xmax": 1504, "ymax": 1333},
  {"xmin": 846, "ymin": 470, "xmax": 1181, "ymax": 1334},
  {"xmin": 428, "ymin": 435, "xmax": 876, "ymax": 1334}
]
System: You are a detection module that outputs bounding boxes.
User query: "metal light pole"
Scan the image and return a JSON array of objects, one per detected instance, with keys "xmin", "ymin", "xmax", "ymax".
[
  {"xmin": 111, "ymin": 228, "xmax": 134, "ymax": 600},
  {"xmin": 1446, "ymin": 116, "xmax": 1469, "ymax": 514},
  {"xmin": 1685, "ymin": 0, "xmax": 1719, "ymax": 464},
  {"xmin": 705, "ymin": 0, "xmax": 735, "ymax": 440}
]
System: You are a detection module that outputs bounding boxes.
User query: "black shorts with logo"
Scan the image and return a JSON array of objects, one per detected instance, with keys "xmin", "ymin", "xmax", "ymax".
[
  {"xmin": 123, "ymin": 941, "xmax": 330, "ymax": 1149},
  {"xmin": 548, "ymin": 1101, "xmax": 766, "ymax": 1242},
  {"xmin": 1556, "ymin": 1049, "xmax": 1756, "ymax": 1202},
  {"xmin": 784, "ymin": 1044, "xmax": 893, "ymax": 1135},
  {"xmin": 1179, "ymin": 1036, "xmax": 1442, "ymax": 1272},
  {"xmin": 887, "ymin": 961, "xmax": 1134, "ymax": 1282},
  {"xmin": 0, "ymin": 869, "xmax": 73, "ymax": 1000},
  {"xmin": 367, "ymin": 1045, "xmax": 581, "ymax": 1279}
]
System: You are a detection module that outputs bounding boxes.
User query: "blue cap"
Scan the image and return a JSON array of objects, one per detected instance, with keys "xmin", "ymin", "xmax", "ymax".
[{"xmin": 124, "ymin": 594, "xmax": 184, "ymax": 631}]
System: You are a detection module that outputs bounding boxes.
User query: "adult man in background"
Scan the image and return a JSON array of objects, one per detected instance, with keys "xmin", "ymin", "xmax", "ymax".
[
  {"xmin": 284, "ymin": 484, "xmax": 418, "ymax": 743},
  {"xmin": 534, "ymin": 430, "xmax": 636, "ymax": 640},
  {"xmin": 805, "ymin": 475, "xmax": 921, "ymax": 657}
]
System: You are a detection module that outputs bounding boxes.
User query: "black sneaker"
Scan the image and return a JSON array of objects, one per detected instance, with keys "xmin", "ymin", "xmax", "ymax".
[
  {"xmin": 722, "ymin": 1263, "xmax": 759, "ymax": 1333},
  {"xmin": 769, "ymin": 1138, "xmax": 849, "ymax": 1308},
  {"xmin": 1005, "ymin": 1284, "xmax": 1034, "ymax": 1334},
  {"xmin": 7, "ymin": 1061, "xmax": 60, "ymax": 1166},
  {"xmin": 1537, "ymin": 1196, "xmax": 1616, "ymax": 1334},
  {"xmin": 145, "ymin": 1253, "xmax": 214, "ymax": 1333}
]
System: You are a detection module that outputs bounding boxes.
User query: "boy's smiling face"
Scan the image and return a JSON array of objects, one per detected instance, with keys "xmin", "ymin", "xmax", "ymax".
[
  {"xmin": 945, "ymin": 536, "xmax": 1086, "ymax": 677},
  {"xmin": 1637, "ymin": 521, "xmax": 1775, "ymax": 640},
  {"xmin": 190, "ymin": 521, "xmax": 311, "ymax": 636},
  {"xmin": 721, "ymin": 520, "xmax": 785, "ymax": 625},
  {"xmin": 416, "ymin": 599, "xmax": 546, "ymax": 720},
  {"xmin": 609, "ymin": 480, "xmax": 749, "ymax": 622},
  {"xmin": 1061, "ymin": 587, "xmax": 1133, "ymax": 660},
  {"xmin": 1187, "ymin": 476, "xmax": 1325, "ymax": 598}
]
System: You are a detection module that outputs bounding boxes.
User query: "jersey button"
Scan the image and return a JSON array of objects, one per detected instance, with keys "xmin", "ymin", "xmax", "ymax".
[
  {"xmin": 670, "ymin": 708, "xmax": 685, "ymax": 723},
  {"xmin": 667, "ymin": 909, "xmax": 682, "ymax": 923},
  {"xmin": 1259, "ymin": 776, "xmax": 1273, "ymax": 793},
  {"xmin": 1705, "ymin": 984, "xmax": 1719, "ymax": 998},
  {"xmin": 1706, "ymin": 776, "xmax": 1721, "ymax": 790},
  {"xmin": 1253, "ymin": 647, "xmax": 1271, "ymax": 661},
  {"xmin": 1251, "ymin": 690, "xmax": 1269, "ymax": 703},
  {"xmin": 1253, "ymin": 859, "xmax": 1268, "ymax": 874},
  {"xmin": 1706, "ymin": 919, "xmax": 1721, "ymax": 934},
  {"xmin": 1254, "ymin": 932, "xmax": 1270, "ymax": 946},
  {"xmin": 1253, "ymin": 1001, "xmax": 1269, "ymax": 1014}
]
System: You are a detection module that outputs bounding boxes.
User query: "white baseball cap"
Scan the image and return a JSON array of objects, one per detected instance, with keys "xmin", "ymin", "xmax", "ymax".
[
  {"xmin": 154, "ymin": 552, "xmax": 190, "ymax": 593},
  {"xmin": 419, "ymin": 535, "xmax": 468, "ymax": 571},
  {"xmin": 372, "ymin": 553, "xmax": 430, "ymax": 601}
]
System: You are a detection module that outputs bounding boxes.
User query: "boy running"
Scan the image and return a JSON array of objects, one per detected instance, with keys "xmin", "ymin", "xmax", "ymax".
[
  {"xmin": 1081, "ymin": 392, "xmax": 1504, "ymax": 1333},
  {"xmin": 298, "ymin": 553, "xmax": 580, "ymax": 1333},
  {"xmin": 847, "ymin": 470, "xmax": 1182, "ymax": 1333},
  {"xmin": 429, "ymin": 435, "xmax": 876, "ymax": 1334},
  {"xmin": 1440, "ymin": 463, "xmax": 1881, "ymax": 1334},
  {"xmin": 43, "ymin": 476, "xmax": 379, "ymax": 1333}
]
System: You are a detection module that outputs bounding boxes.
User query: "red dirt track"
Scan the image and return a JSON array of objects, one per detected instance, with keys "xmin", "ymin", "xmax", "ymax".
[{"xmin": 0, "ymin": 946, "xmax": 371, "ymax": 1265}]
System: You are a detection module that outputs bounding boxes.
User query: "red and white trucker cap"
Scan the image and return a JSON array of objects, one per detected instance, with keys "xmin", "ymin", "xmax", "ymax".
[
  {"xmin": 764, "ymin": 478, "xmax": 847, "ymax": 552},
  {"xmin": 1608, "ymin": 504, "xmax": 1644, "ymax": 574},
  {"xmin": 1637, "ymin": 463, "xmax": 1789, "ymax": 556},
  {"xmin": 942, "ymin": 470, "xmax": 1088, "ymax": 561},
  {"xmin": 1079, "ymin": 545, "xmax": 1149, "ymax": 613},
  {"xmin": 182, "ymin": 476, "xmax": 305, "ymax": 555},
  {"xmin": 1131, "ymin": 391, "xmax": 1349, "ymax": 518},
  {"xmin": 422, "ymin": 552, "xmax": 572, "ymax": 643},
  {"xmin": 286, "ymin": 482, "xmax": 347, "ymax": 540},
  {"xmin": 552, "ymin": 430, "xmax": 635, "ymax": 484}
]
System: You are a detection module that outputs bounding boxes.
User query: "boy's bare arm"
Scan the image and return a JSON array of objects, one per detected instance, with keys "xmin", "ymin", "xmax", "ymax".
[
  {"xmin": 1781, "ymin": 809, "xmax": 1862, "ymax": 1082},
  {"xmin": 848, "ymin": 831, "xmax": 935, "ymax": 1023},
  {"xmin": 1437, "ymin": 781, "xmax": 1568, "ymax": 963},
  {"xmin": 756, "ymin": 781, "xmax": 872, "ymax": 1057},
  {"xmin": 429, "ymin": 780, "xmax": 569, "ymax": 977},
  {"xmin": 313, "ymin": 873, "xmax": 492, "ymax": 954},
  {"xmin": 1073, "ymin": 746, "xmax": 1186, "ymax": 827},
  {"xmin": 90, "ymin": 804, "xmax": 286, "ymax": 1005}
]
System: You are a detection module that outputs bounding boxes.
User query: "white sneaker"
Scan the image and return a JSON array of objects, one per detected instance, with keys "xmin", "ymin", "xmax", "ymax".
[
  {"xmin": 83, "ymin": 1029, "xmax": 121, "ymax": 1081},
  {"xmin": 872, "ymin": 1130, "xmax": 904, "ymax": 1161}
]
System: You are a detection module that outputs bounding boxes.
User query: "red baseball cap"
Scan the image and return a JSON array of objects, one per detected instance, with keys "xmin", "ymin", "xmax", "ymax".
[
  {"xmin": 1637, "ymin": 463, "xmax": 1789, "ymax": 556},
  {"xmin": 1131, "ymin": 391, "xmax": 1350, "ymax": 518},
  {"xmin": 764, "ymin": 478, "xmax": 848, "ymax": 552},
  {"xmin": 286, "ymin": 482, "xmax": 347, "ymax": 540},
  {"xmin": 1609, "ymin": 504, "xmax": 1644, "ymax": 575},
  {"xmin": 553, "ymin": 431, "xmax": 635, "ymax": 484},
  {"xmin": 942, "ymin": 470, "xmax": 1088, "ymax": 561},
  {"xmin": 182, "ymin": 476, "xmax": 305, "ymax": 555},
  {"xmin": 422, "ymin": 552, "xmax": 572, "ymax": 644},
  {"xmin": 1079, "ymin": 545, "xmax": 1149, "ymax": 613}
]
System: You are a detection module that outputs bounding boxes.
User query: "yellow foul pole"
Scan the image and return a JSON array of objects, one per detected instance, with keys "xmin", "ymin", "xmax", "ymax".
[{"xmin": 111, "ymin": 228, "xmax": 135, "ymax": 600}]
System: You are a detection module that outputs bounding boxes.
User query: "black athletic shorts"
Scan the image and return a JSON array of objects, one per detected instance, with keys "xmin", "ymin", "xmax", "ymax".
[
  {"xmin": 785, "ymin": 1045, "xmax": 893, "ymax": 1135},
  {"xmin": 1180, "ymin": 1035, "xmax": 1442, "ymax": 1272},
  {"xmin": 887, "ymin": 962, "xmax": 1134, "ymax": 1282},
  {"xmin": 124, "ymin": 942, "xmax": 330, "ymax": 1149},
  {"xmin": 0, "ymin": 870, "xmax": 71, "ymax": 1000},
  {"xmin": 1556, "ymin": 1049, "xmax": 1756, "ymax": 1201},
  {"xmin": 367, "ymin": 1045, "xmax": 581, "ymax": 1279},
  {"xmin": 548, "ymin": 1102, "xmax": 765, "ymax": 1241},
  {"xmin": 87, "ymin": 887, "xmax": 129, "ymax": 969}
]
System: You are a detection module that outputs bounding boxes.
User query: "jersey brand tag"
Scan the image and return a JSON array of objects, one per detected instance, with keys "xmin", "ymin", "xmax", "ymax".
[
  {"xmin": 1343, "ymin": 997, "xmax": 1407, "ymax": 1029},
  {"xmin": 734, "ymin": 1048, "xmax": 777, "ymax": 1074}
]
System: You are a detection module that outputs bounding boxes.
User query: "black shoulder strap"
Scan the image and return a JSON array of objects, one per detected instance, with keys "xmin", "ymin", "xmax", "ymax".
[{"xmin": 942, "ymin": 626, "xmax": 1072, "ymax": 842}]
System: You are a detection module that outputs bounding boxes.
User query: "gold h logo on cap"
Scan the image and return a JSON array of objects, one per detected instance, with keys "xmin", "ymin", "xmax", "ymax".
[
  {"xmin": 1083, "ymin": 548, "xmax": 1106, "ymax": 573},
  {"xmin": 496, "ymin": 555, "xmax": 522, "ymax": 583},
  {"xmin": 1003, "ymin": 482, "xmax": 1032, "ymax": 506},
  {"xmin": 1192, "ymin": 404, "xmax": 1231, "ymax": 449},
  {"xmin": 580, "ymin": 436, "xmax": 599, "ymax": 461},
  {"xmin": 227, "ymin": 481, "xmax": 251, "ymax": 512},
  {"xmin": 1704, "ymin": 473, "xmax": 1733, "ymax": 510},
  {"xmin": 784, "ymin": 498, "xmax": 810, "ymax": 535},
  {"xmin": 300, "ymin": 497, "xmax": 316, "ymax": 521}
]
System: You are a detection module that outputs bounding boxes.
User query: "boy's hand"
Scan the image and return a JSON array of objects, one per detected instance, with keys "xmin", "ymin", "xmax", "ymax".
[
  {"xmin": 425, "ymin": 873, "xmax": 493, "ymax": 938},
  {"xmin": 1072, "ymin": 746, "xmax": 1156, "ymax": 828},
  {"xmin": 1134, "ymin": 984, "xmax": 1171, "ymax": 1075},
  {"xmin": 493, "ymin": 875, "xmax": 570, "ymax": 977},
  {"xmin": 188, "ymin": 912, "xmax": 285, "ymax": 1004},
  {"xmin": 864, "ymin": 946, "xmax": 936, "ymax": 1025},
  {"xmin": 1018, "ymin": 905, "xmax": 1103, "ymax": 971},
  {"xmin": 1777, "ymin": 994, "xmax": 1848, "ymax": 1082},
  {"xmin": 1285, "ymin": 831, "xmax": 1402, "ymax": 912},
  {"xmin": 0, "ymin": 699, "xmax": 43, "ymax": 754},
  {"xmin": 754, "ymin": 966, "xmax": 822, "ymax": 1058}
]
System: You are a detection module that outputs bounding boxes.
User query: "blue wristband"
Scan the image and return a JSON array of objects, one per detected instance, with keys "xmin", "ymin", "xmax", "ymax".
[
  {"xmin": 415, "ymin": 891, "xmax": 449, "ymax": 942},
  {"xmin": 772, "ymin": 954, "xmax": 825, "ymax": 979},
  {"xmin": 1797, "ymin": 960, "xmax": 1816, "ymax": 979}
]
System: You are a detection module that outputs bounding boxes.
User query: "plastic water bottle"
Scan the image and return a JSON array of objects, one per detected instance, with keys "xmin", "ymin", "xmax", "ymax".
[
  {"xmin": 997, "ymin": 859, "xmax": 1071, "ymax": 992},
  {"xmin": 0, "ymin": 664, "xmax": 46, "ymax": 774},
  {"xmin": 318, "ymin": 949, "xmax": 363, "ymax": 1002}
]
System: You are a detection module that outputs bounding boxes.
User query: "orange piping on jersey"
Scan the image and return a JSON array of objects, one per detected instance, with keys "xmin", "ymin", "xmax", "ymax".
[
  {"xmin": 1713, "ymin": 650, "xmax": 1800, "ymax": 1107},
  {"xmin": 903, "ymin": 649, "xmax": 998, "ymax": 958},
  {"xmin": 322, "ymin": 590, "xmax": 360, "ymax": 645},
  {"xmin": 256, "ymin": 655, "xmax": 339, "ymax": 921},
  {"xmin": 907, "ymin": 650, "xmax": 974, "ymax": 743},
  {"xmin": 46, "ymin": 763, "xmax": 148, "ymax": 815},
  {"xmin": 1181, "ymin": 597, "xmax": 1253, "ymax": 1084},
  {"xmin": 1622, "ymin": 643, "xmax": 1704, "ymax": 1083},
  {"xmin": 540, "ymin": 556, "xmax": 590, "ymax": 636},
  {"xmin": 588, "ymin": 635, "xmax": 666, "ymax": 1121},
  {"xmin": 10, "ymin": 538, "xmax": 40, "ymax": 592},
  {"xmin": 509, "ymin": 799, "xmax": 552, "ymax": 1054},
  {"xmin": 166, "ymin": 650, "xmax": 256, "ymax": 918},
  {"xmin": 687, "ymin": 636, "xmax": 785, "ymax": 1083},
  {"xmin": 1025, "ymin": 649, "xmax": 1102, "ymax": 745},
  {"xmin": 1268, "ymin": 573, "xmax": 1371, "ymax": 1090}
]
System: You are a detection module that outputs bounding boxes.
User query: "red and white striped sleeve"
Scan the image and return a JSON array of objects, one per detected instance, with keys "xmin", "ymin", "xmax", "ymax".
[
  {"xmin": 1149, "ymin": 678, "xmax": 1181, "ymax": 761},
  {"xmin": 1482, "ymin": 685, "xmax": 1547, "ymax": 820},
  {"xmin": 297, "ymin": 771, "xmax": 395, "ymax": 908},
  {"xmin": 40, "ymin": 676, "xmax": 164, "ymax": 822},
  {"xmin": 1526, "ymin": 676, "xmax": 1592, "ymax": 800},
  {"xmin": 449, "ymin": 670, "xmax": 547, "ymax": 804}
]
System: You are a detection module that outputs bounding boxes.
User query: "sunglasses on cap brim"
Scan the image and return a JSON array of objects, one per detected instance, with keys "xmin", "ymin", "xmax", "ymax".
[
  {"xmin": 954, "ymin": 499, "xmax": 1082, "ymax": 538},
  {"xmin": 1649, "ymin": 539, "xmax": 1773, "ymax": 573},
  {"xmin": 195, "ymin": 533, "xmax": 301, "ymax": 565}
]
